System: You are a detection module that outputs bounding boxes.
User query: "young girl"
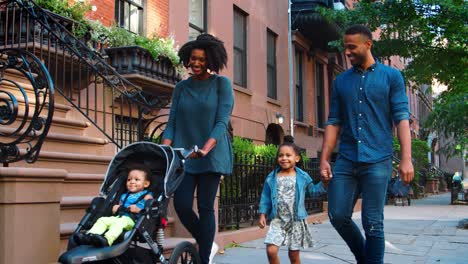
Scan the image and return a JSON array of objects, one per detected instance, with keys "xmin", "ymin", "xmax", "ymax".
[{"xmin": 258, "ymin": 141, "xmax": 326, "ymax": 264}]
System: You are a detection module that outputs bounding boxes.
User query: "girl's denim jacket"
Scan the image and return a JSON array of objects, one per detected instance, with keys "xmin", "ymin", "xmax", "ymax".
[{"xmin": 258, "ymin": 167, "xmax": 327, "ymax": 220}]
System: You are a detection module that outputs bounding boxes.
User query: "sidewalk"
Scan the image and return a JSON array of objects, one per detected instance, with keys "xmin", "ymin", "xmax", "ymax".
[{"xmin": 213, "ymin": 193, "xmax": 468, "ymax": 264}]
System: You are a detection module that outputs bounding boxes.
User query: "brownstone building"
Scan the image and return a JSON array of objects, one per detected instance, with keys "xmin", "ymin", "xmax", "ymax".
[{"xmin": 0, "ymin": 1, "xmax": 436, "ymax": 263}]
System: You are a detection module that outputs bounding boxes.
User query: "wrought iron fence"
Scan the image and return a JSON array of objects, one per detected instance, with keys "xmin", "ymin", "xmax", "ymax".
[
  {"xmin": 0, "ymin": 48, "xmax": 54, "ymax": 164},
  {"xmin": 0, "ymin": 0, "xmax": 176, "ymax": 156},
  {"xmin": 218, "ymin": 154, "xmax": 325, "ymax": 231}
]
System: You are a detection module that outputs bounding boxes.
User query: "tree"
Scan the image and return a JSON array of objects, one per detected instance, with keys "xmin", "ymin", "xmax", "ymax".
[{"xmin": 319, "ymin": 0, "xmax": 467, "ymax": 157}]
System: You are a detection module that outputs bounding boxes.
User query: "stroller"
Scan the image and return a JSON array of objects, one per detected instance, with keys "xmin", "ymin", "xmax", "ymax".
[
  {"xmin": 387, "ymin": 175, "xmax": 411, "ymax": 206},
  {"xmin": 59, "ymin": 142, "xmax": 201, "ymax": 264}
]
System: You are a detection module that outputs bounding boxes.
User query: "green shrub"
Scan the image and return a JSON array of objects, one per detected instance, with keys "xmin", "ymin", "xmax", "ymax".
[
  {"xmin": 105, "ymin": 25, "xmax": 136, "ymax": 47},
  {"xmin": 393, "ymin": 137, "xmax": 430, "ymax": 172},
  {"xmin": 36, "ymin": 1, "xmax": 181, "ymax": 69},
  {"xmin": 253, "ymin": 144, "xmax": 278, "ymax": 160},
  {"xmin": 86, "ymin": 22, "xmax": 181, "ymax": 68},
  {"xmin": 232, "ymin": 136, "xmax": 310, "ymax": 164},
  {"xmin": 36, "ymin": 0, "xmax": 92, "ymax": 38},
  {"xmin": 232, "ymin": 136, "xmax": 255, "ymax": 155},
  {"xmin": 36, "ymin": 0, "xmax": 91, "ymax": 21},
  {"xmin": 393, "ymin": 137, "xmax": 432, "ymax": 197}
]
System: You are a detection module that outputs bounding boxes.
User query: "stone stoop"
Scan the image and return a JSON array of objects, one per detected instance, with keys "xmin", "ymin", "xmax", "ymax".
[
  {"xmin": 0, "ymin": 167, "xmax": 67, "ymax": 264},
  {"xmin": 1, "ymin": 62, "xmax": 190, "ymax": 261},
  {"xmin": 2, "ymin": 67, "xmax": 114, "ymax": 257}
]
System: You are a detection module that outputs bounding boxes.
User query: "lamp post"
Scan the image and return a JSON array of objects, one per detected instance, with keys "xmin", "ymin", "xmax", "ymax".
[{"xmin": 287, "ymin": 0, "xmax": 294, "ymax": 136}]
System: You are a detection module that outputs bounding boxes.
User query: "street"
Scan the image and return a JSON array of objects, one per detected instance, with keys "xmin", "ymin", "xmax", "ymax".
[{"xmin": 214, "ymin": 193, "xmax": 468, "ymax": 264}]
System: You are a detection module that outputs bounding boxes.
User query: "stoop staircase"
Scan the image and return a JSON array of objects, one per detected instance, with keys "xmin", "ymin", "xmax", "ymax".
[
  {"xmin": 0, "ymin": 0, "xmax": 183, "ymax": 259},
  {"xmin": 1, "ymin": 67, "xmax": 113, "ymax": 247}
]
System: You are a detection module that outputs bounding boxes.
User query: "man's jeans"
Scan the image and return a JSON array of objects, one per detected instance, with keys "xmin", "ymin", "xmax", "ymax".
[{"xmin": 328, "ymin": 157, "xmax": 392, "ymax": 264}]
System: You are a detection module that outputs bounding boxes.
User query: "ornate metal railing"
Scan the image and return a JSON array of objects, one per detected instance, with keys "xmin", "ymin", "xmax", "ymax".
[
  {"xmin": 0, "ymin": 0, "xmax": 174, "ymax": 153},
  {"xmin": 0, "ymin": 48, "xmax": 54, "ymax": 164},
  {"xmin": 219, "ymin": 155, "xmax": 325, "ymax": 231}
]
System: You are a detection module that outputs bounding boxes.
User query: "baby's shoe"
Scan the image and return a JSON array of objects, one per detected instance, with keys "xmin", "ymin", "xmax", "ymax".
[
  {"xmin": 88, "ymin": 233, "xmax": 109, "ymax": 248},
  {"xmin": 73, "ymin": 232, "xmax": 90, "ymax": 245}
]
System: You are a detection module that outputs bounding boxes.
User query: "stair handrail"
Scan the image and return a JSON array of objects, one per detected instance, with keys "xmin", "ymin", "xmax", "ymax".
[
  {"xmin": 15, "ymin": 0, "xmax": 169, "ymax": 107},
  {"xmin": 2, "ymin": 0, "xmax": 174, "ymax": 148},
  {"xmin": 0, "ymin": 48, "xmax": 54, "ymax": 164}
]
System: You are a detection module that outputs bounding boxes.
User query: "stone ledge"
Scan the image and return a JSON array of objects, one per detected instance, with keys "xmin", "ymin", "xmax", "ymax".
[
  {"xmin": 0, "ymin": 167, "xmax": 67, "ymax": 204},
  {"xmin": 0, "ymin": 167, "xmax": 67, "ymax": 180}
]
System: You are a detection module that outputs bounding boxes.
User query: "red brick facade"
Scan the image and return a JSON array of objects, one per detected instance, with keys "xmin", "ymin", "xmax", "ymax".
[
  {"xmin": 83, "ymin": 0, "xmax": 169, "ymax": 37},
  {"xmin": 147, "ymin": 0, "xmax": 169, "ymax": 37},
  {"xmin": 85, "ymin": 0, "xmax": 115, "ymax": 27}
]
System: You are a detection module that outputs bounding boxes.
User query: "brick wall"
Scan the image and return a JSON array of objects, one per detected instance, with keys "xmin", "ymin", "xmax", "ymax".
[
  {"xmin": 85, "ymin": 0, "xmax": 115, "ymax": 26},
  {"xmin": 78, "ymin": 0, "xmax": 169, "ymax": 37},
  {"xmin": 146, "ymin": 0, "xmax": 169, "ymax": 37}
]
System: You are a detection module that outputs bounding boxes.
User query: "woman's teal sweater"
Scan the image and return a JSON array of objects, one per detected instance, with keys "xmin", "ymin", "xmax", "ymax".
[{"xmin": 163, "ymin": 74, "xmax": 234, "ymax": 175}]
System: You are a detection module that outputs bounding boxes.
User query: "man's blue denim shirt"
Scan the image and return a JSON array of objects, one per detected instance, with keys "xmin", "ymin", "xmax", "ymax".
[{"xmin": 326, "ymin": 62, "xmax": 410, "ymax": 163}]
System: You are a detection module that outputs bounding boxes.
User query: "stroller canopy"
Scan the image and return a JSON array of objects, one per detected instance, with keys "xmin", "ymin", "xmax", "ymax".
[{"xmin": 99, "ymin": 142, "xmax": 185, "ymax": 198}]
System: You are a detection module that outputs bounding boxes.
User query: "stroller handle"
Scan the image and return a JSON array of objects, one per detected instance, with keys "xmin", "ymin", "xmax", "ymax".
[{"xmin": 173, "ymin": 145, "xmax": 199, "ymax": 160}]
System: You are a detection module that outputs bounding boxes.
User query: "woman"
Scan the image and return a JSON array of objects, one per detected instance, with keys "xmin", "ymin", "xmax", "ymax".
[{"xmin": 161, "ymin": 33, "xmax": 234, "ymax": 264}]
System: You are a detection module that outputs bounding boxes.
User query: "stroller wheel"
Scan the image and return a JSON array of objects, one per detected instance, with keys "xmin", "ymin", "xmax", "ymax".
[{"xmin": 168, "ymin": 241, "xmax": 201, "ymax": 264}]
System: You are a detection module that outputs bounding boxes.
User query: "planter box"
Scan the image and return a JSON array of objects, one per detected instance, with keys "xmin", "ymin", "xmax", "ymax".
[
  {"xmin": 425, "ymin": 179, "xmax": 440, "ymax": 194},
  {"xmin": 105, "ymin": 46, "xmax": 181, "ymax": 85}
]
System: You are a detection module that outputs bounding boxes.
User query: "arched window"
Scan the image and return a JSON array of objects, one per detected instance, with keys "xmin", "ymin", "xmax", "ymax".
[{"xmin": 265, "ymin": 124, "xmax": 284, "ymax": 146}]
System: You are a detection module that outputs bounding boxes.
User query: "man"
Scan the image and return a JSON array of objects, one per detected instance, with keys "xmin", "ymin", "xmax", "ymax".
[
  {"xmin": 452, "ymin": 171, "xmax": 462, "ymax": 191},
  {"xmin": 320, "ymin": 25, "xmax": 414, "ymax": 264}
]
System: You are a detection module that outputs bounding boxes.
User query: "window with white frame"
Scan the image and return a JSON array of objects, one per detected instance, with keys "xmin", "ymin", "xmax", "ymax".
[
  {"xmin": 115, "ymin": 0, "xmax": 144, "ymax": 34},
  {"xmin": 189, "ymin": 0, "xmax": 206, "ymax": 40}
]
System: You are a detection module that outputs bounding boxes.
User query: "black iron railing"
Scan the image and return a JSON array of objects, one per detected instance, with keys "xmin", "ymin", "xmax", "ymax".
[
  {"xmin": 218, "ymin": 155, "xmax": 325, "ymax": 231},
  {"xmin": 0, "ymin": 48, "xmax": 54, "ymax": 164},
  {"xmin": 0, "ymin": 0, "xmax": 175, "ymax": 152}
]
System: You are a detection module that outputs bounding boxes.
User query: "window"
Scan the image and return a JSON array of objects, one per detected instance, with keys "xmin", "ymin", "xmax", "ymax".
[
  {"xmin": 115, "ymin": 0, "xmax": 144, "ymax": 35},
  {"xmin": 233, "ymin": 7, "xmax": 247, "ymax": 87},
  {"xmin": 295, "ymin": 50, "xmax": 304, "ymax": 122},
  {"xmin": 267, "ymin": 29, "xmax": 277, "ymax": 99},
  {"xmin": 316, "ymin": 61, "xmax": 325, "ymax": 128},
  {"xmin": 189, "ymin": 0, "xmax": 206, "ymax": 40}
]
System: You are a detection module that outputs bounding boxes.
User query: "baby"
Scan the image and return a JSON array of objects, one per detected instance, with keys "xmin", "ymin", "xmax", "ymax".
[{"xmin": 74, "ymin": 165, "xmax": 153, "ymax": 247}]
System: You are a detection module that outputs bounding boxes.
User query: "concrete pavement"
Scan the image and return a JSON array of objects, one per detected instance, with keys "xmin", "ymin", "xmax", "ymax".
[{"xmin": 213, "ymin": 193, "xmax": 468, "ymax": 264}]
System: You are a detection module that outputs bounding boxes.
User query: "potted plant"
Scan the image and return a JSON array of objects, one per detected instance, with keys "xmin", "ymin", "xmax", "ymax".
[
  {"xmin": 425, "ymin": 166, "xmax": 441, "ymax": 194},
  {"xmin": 0, "ymin": 0, "xmax": 90, "ymax": 47},
  {"xmin": 34, "ymin": 0, "xmax": 92, "ymax": 39},
  {"xmin": 87, "ymin": 22, "xmax": 182, "ymax": 85}
]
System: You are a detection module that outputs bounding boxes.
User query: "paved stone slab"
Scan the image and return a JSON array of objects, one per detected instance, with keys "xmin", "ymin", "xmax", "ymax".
[{"xmin": 213, "ymin": 193, "xmax": 468, "ymax": 264}]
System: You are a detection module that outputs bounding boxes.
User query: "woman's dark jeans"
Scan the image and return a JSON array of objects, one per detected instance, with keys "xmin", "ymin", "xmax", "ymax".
[
  {"xmin": 173, "ymin": 173, "xmax": 221, "ymax": 264},
  {"xmin": 328, "ymin": 157, "xmax": 392, "ymax": 264}
]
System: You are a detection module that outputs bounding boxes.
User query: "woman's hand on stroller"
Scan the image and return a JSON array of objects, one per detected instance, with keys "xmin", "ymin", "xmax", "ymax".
[{"xmin": 189, "ymin": 148, "xmax": 207, "ymax": 159}]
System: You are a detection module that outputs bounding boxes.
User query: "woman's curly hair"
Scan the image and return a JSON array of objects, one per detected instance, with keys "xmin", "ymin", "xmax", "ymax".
[{"xmin": 178, "ymin": 34, "xmax": 227, "ymax": 73}]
